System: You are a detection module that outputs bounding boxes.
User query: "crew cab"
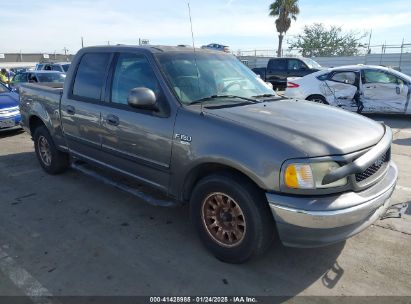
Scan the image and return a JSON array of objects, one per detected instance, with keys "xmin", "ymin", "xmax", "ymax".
[
  {"xmin": 253, "ymin": 57, "xmax": 322, "ymax": 89},
  {"xmin": 19, "ymin": 45, "xmax": 401, "ymax": 263}
]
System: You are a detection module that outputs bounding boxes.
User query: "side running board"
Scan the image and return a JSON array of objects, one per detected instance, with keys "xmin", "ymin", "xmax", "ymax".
[{"xmin": 71, "ymin": 162, "xmax": 177, "ymax": 207}]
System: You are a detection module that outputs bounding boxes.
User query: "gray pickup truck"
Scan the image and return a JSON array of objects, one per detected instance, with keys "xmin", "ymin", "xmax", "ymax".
[{"xmin": 19, "ymin": 45, "xmax": 400, "ymax": 263}]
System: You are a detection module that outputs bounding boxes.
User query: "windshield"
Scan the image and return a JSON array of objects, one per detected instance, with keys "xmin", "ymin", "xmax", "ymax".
[
  {"xmin": 37, "ymin": 73, "xmax": 66, "ymax": 83},
  {"xmin": 155, "ymin": 52, "xmax": 275, "ymax": 104},
  {"xmin": 303, "ymin": 58, "xmax": 322, "ymax": 69},
  {"xmin": 62, "ymin": 64, "xmax": 70, "ymax": 72}
]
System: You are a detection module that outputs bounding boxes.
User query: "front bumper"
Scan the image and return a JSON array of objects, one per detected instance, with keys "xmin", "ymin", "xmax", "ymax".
[
  {"xmin": 267, "ymin": 161, "xmax": 398, "ymax": 247},
  {"xmin": 0, "ymin": 114, "xmax": 22, "ymax": 130}
]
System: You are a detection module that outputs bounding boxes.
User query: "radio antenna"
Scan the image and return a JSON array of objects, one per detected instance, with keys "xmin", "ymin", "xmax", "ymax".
[
  {"xmin": 187, "ymin": 1, "xmax": 203, "ymax": 115},
  {"xmin": 187, "ymin": 1, "xmax": 196, "ymax": 51}
]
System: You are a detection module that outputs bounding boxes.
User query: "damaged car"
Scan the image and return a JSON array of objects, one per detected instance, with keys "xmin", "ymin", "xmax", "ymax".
[{"xmin": 284, "ymin": 65, "xmax": 411, "ymax": 114}]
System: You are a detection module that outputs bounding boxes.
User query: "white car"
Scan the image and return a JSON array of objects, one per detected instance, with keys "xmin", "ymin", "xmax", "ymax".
[{"xmin": 284, "ymin": 65, "xmax": 411, "ymax": 114}]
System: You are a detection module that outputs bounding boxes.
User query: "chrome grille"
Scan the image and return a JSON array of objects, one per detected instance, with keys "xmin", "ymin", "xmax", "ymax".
[{"xmin": 355, "ymin": 150, "xmax": 390, "ymax": 183}]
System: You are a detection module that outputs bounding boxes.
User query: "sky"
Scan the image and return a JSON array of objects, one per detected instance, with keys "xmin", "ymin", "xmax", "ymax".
[{"xmin": 1, "ymin": 0, "xmax": 411, "ymax": 54}]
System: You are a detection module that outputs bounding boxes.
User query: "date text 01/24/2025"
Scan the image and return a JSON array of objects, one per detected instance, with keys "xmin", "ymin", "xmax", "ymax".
[{"xmin": 149, "ymin": 296, "xmax": 257, "ymax": 303}]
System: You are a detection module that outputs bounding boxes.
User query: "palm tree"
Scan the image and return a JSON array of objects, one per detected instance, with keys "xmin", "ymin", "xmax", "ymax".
[{"xmin": 269, "ymin": 0, "xmax": 300, "ymax": 57}]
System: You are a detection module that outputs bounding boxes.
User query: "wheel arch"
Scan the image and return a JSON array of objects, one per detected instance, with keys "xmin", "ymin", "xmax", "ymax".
[
  {"xmin": 28, "ymin": 115, "xmax": 47, "ymax": 136},
  {"xmin": 181, "ymin": 162, "xmax": 264, "ymax": 203},
  {"xmin": 28, "ymin": 113, "xmax": 67, "ymax": 152},
  {"xmin": 306, "ymin": 94, "xmax": 329, "ymax": 104}
]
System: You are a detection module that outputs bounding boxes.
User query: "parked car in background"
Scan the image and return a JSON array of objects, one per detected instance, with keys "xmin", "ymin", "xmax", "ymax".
[
  {"xmin": 19, "ymin": 45, "xmax": 400, "ymax": 263},
  {"xmin": 284, "ymin": 65, "xmax": 411, "ymax": 114},
  {"xmin": 0, "ymin": 81, "xmax": 21, "ymax": 130},
  {"xmin": 253, "ymin": 57, "xmax": 323, "ymax": 90},
  {"xmin": 36, "ymin": 62, "xmax": 71, "ymax": 73},
  {"xmin": 10, "ymin": 67, "xmax": 34, "ymax": 74},
  {"xmin": 201, "ymin": 43, "xmax": 230, "ymax": 53},
  {"xmin": 10, "ymin": 71, "xmax": 66, "ymax": 90}
]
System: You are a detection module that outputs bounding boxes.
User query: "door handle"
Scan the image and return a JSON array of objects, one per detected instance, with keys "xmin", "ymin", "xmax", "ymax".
[
  {"xmin": 106, "ymin": 114, "xmax": 119, "ymax": 126},
  {"xmin": 66, "ymin": 105, "xmax": 75, "ymax": 115}
]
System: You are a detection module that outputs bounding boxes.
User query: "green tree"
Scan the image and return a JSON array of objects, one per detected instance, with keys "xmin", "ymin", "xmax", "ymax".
[
  {"xmin": 289, "ymin": 23, "xmax": 367, "ymax": 57},
  {"xmin": 269, "ymin": 0, "xmax": 300, "ymax": 57}
]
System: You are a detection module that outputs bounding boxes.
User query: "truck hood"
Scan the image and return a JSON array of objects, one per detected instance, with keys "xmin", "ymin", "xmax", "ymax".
[{"xmin": 205, "ymin": 99, "xmax": 384, "ymax": 157}]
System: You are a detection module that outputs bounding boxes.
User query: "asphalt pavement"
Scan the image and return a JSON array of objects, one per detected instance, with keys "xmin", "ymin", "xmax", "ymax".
[{"xmin": 0, "ymin": 114, "xmax": 410, "ymax": 301}]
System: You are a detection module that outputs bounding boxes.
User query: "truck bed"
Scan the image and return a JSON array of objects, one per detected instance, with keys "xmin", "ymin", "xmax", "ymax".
[{"xmin": 19, "ymin": 83, "xmax": 65, "ymax": 146}]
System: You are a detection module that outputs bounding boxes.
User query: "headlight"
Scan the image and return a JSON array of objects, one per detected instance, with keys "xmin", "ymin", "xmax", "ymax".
[{"xmin": 284, "ymin": 161, "xmax": 347, "ymax": 189}]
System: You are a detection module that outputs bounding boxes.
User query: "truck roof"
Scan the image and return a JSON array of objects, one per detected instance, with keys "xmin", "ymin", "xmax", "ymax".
[{"xmin": 79, "ymin": 45, "xmax": 224, "ymax": 54}]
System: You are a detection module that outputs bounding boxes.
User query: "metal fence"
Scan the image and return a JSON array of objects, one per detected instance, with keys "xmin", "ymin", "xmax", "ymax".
[
  {"xmin": 236, "ymin": 42, "xmax": 411, "ymax": 57},
  {"xmin": 0, "ymin": 53, "xmax": 73, "ymax": 69}
]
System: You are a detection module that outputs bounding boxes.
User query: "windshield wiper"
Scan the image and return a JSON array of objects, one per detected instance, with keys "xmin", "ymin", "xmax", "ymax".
[
  {"xmin": 251, "ymin": 93, "xmax": 282, "ymax": 102},
  {"xmin": 251, "ymin": 93, "xmax": 279, "ymax": 98},
  {"xmin": 190, "ymin": 94, "xmax": 260, "ymax": 105}
]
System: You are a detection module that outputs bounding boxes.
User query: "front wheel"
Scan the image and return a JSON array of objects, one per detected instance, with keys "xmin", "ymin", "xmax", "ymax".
[
  {"xmin": 33, "ymin": 125, "xmax": 69, "ymax": 174},
  {"xmin": 190, "ymin": 173, "xmax": 275, "ymax": 263}
]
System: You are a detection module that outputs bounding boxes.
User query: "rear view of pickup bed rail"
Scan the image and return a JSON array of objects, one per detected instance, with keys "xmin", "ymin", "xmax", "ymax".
[{"xmin": 19, "ymin": 45, "xmax": 400, "ymax": 263}]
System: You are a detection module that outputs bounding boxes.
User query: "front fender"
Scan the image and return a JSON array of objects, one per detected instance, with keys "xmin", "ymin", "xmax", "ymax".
[{"xmin": 168, "ymin": 108, "xmax": 301, "ymax": 199}]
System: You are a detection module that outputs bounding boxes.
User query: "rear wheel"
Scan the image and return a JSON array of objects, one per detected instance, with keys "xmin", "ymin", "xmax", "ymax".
[
  {"xmin": 307, "ymin": 95, "xmax": 328, "ymax": 104},
  {"xmin": 190, "ymin": 173, "xmax": 275, "ymax": 263},
  {"xmin": 33, "ymin": 125, "xmax": 69, "ymax": 174}
]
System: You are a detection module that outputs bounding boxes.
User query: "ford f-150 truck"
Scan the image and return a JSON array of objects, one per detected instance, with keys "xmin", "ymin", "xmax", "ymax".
[{"xmin": 19, "ymin": 45, "xmax": 400, "ymax": 263}]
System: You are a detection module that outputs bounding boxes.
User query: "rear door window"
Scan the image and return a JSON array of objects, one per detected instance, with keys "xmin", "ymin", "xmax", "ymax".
[
  {"xmin": 267, "ymin": 59, "xmax": 287, "ymax": 71},
  {"xmin": 330, "ymin": 71, "xmax": 356, "ymax": 85},
  {"xmin": 72, "ymin": 53, "xmax": 111, "ymax": 100}
]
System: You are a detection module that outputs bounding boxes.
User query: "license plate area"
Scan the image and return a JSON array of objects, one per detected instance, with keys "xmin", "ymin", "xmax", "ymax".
[{"xmin": 0, "ymin": 119, "xmax": 15, "ymax": 129}]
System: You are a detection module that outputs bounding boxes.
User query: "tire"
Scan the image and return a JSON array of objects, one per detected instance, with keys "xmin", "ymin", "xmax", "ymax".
[
  {"xmin": 190, "ymin": 173, "xmax": 275, "ymax": 263},
  {"xmin": 307, "ymin": 95, "xmax": 328, "ymax": 104},
  {"xmin": 33, "ymin": 125, "xmax": 69, "ymax": 174}
]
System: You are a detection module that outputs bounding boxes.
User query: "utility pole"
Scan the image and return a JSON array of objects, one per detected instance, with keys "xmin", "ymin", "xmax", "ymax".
[
  {"xmin": 367, "ymin": 29, "xmax": 372, "ymax": 54},
  {"xmin": 63, "ymin": 47, "xmax": 69, "ymax": 61},
  {"xmin": 364, "ymin": 29, "xmax": 372, "ymax": 64},
  {"xmin": 81, "ymin": 37, "xmax": 84, "ymax": 48},
  {"xmin": 399, "ymin": 37, "xmax": 404, "ymax": 72},
  {"xmin": 379, "ymin": 42, "xmax": 385, "ymax": 65}
]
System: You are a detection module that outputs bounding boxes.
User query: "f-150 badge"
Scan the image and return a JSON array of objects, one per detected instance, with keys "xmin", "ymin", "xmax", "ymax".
[{"xmin": 175, "ymin": 133, "xmax": 192, "ymax": 145}]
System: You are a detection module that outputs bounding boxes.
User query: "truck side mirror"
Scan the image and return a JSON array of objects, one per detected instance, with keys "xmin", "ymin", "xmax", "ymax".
[{"xmin": 127, "ymin": 87, "xmax": 157, "ymax": 110}]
